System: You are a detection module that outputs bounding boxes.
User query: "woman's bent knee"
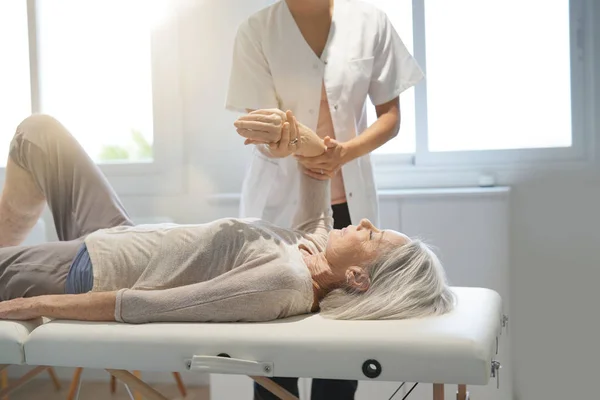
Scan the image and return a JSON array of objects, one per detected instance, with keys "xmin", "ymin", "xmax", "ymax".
[
  {"xmin": 15, "ymin": 114, "xmax": 68, "ymax": 143},
  {"xmin": 9, "ymin": 114, "xmax": 70, "ymax": 168}
]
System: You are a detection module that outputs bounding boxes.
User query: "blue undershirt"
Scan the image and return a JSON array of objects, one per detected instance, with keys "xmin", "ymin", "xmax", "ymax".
[{"xmin": 65, "ymin": 243, "xmax": 94, "ymax": 294}]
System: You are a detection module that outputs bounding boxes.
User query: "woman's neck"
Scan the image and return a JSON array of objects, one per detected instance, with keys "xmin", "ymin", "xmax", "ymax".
[
  {"xmin": 286, "ymin": 0, "xmax": 332, "ymax": 16},
  {"xmin": 302, "ymin": 252, "xmax": 342, "ymax": 310}
]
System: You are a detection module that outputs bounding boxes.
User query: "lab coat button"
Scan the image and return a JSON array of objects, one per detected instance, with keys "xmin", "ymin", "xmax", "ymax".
[
  {"xmin": 334, "ymin": 104, "xmax": 338, "ymax": 110},
  {"xmin": 309, "ymin": 109, "xmax": 315, "ymax": 114},
  {"xmin": 349, "ymin": 192, "xmax": 353, "ymax": 197}
]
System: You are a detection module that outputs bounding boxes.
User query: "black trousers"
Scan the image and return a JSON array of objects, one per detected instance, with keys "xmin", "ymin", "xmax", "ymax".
[{"xmin": 254, "ymin": 202, "xmax": 358, "ymax": 400}]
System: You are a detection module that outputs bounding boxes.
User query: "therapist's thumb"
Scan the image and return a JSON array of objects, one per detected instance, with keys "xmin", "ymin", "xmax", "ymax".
[{"xmin": 324, "ymin": 136, "xmax": 338, "ymax": 148}]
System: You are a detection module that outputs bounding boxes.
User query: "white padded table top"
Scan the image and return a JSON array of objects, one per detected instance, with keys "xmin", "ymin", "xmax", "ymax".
[
  {"xmin": 0, "ymin": 319, "xmax": 44, "ymax": 365},
  {"xmin": 24, "ymin": 287, "xmax": 502, "ymax": 385}
]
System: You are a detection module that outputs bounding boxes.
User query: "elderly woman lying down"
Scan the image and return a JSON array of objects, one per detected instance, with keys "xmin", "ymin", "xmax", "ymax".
[{"xmin": 0, "ymin": 113, "xmax": 454, "ymax": 323}]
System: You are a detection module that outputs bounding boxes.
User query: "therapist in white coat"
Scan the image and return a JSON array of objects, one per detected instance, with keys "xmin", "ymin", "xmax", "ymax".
[{"xmin": 226, "ymin": 0, "xmax": 423, "ymax": 399}]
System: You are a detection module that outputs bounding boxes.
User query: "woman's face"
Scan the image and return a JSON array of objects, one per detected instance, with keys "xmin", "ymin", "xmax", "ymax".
[{"xmin": 325, "ymin": 219, "xmax": 410, "ymax": 270}]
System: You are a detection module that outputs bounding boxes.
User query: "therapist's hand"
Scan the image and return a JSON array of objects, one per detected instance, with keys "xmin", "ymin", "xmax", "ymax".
[
  {"xmin": 296, "ymin": 136, "xmax": 348, "ymax": 180},
  {"xmin": 263, "ymin": 110, "xmax": 299, "ymax": 158},
  {"xmin": 234, "ymin": 109, "xmax": 287, "ymax": 144}
]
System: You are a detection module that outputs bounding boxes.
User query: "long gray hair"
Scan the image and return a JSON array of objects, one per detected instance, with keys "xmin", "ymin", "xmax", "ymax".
[{"xmin": 319, "ymin": 240, "xmax": 455, "ymax": 320}]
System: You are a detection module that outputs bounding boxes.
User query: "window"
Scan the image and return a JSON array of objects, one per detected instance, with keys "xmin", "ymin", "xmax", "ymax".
[
  {"xmin": 366, "ymin": 0, "xmax": 585, "ymax": 167},
  {"xmin": 367, "ymin": 0, "xmax": 416, "ymax": 155},
  {"xmin": 36, "ymin": 0, "xmax": 154, "ymax": 164},
  {"xmin": 0, "ymin": 1, "xmax": 32, "ymax": 167},
  {"xmin": 424, "ymin": 0, "xmax": 572, "ymax": 153},
  {"xmin": 1, "ymin": 0, "xmax": 183, "ymax": 195}
]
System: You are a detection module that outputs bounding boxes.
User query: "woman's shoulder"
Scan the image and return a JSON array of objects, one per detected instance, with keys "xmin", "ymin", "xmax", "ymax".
[
  {"xmin": 344, "ymin": 0, "xmax": 389, "ymax": 28},
  {"xmin": 237, "ymin": 1, "xmax": 285, "ymax": 37},
  {"xmin": 346, "ymin": 0, "xmax": 386, "ymax": 15}
]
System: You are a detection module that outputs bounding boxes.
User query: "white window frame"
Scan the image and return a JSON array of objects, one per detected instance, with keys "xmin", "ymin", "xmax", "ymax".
[
  {"xmin": 372, "ymin": 0, "xmax": 596, "ymax": 189},
  {"xmin": 1, "ymin": 0, "xmax": 185, "ymax": 196}
]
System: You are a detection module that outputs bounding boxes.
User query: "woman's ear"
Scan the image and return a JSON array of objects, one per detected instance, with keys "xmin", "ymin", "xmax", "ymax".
[{"xmin": 345, "ymin": 267, "xmax": 370, "ymax": 292}]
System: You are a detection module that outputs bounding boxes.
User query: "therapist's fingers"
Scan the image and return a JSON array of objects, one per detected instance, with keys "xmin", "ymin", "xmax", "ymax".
[
  {"xmin": 310, "ymin": 167, "xmax": 338, "ymax": 177},
  {"xmin": 234, "ymin": 120, "xmax": 278, "ymax": 132},
  {"xmin": 236, "ymin": 127, "xmax": 259, "ymax": 138},
  {"xmin": 249, "ymin": 108, "xmax": 287, "ymax": 120},
  {"xmin": 274, "ymin": 122, "xmax": 291, "ymax": 151},
  {"xmin": 233, "ymin": 115, "xmax": 284, "ymax": 132},
  {"xmin": 236, "ymin": 127, "xmax": 274, "ymax": 143},
  {"xmin": 236, "ymin": 113, "xmax": 284, "ymax": 134},
  {"xmin": 244, "ymin": 138, "xmax": 270, "ymax": 146},
  {"xmin": 302, "ymin": 168, "xmax": 330, "ymax": 181},
  {"xmin": 286, "ymin": 111, "xmax": 298, "ymax": 150},
  {"xmin": 237, "ymin": 112, "xmax": 283, "ymax": 125},
  {"xmin": 324, "ymin": 136, "xmax": 339, "ymax": 149}
]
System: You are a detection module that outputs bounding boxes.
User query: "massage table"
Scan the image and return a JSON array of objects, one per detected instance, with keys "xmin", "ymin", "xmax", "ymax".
[
  {"xmin": 0, "ymin": 319, "xmax": 62, "ymax": 395},
  {"xmin": 0, "ymin": 287, "xmax": 506, "ymax": 400}
]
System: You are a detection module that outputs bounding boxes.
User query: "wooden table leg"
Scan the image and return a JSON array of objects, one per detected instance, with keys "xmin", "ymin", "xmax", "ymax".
[
  {"xmin": 47, "ymin": 367, "xmax": 61, "ymax": 391},
  {"xmin": 106, "ymin": 370, "xmax": 168, "ymax": 400},
  {"xmin": 433, "ymin": 383, "xmax": 444, "ymax": 400},
  {"xmin": 0, "ymin": 366, "xmax": 48, "ymax": 399},
  {"xmin": 172, "ymin": 372, "xmax": 187, "ymax": 397},
  {"xmin": 110, "ymin": 375, "xmax": 117, "ymax": 394},
  {"xmin": 67, "ymin": 368, "xmax": 83, "ymax": 400},
  {"xmin": 250, "ymin": 376, "xmax": 299, "ymax": 400},
  {"xmin": 1, "ymin": 368, "xmax": 8, "ymax": 400},
  {"xmin": 133, "ymin": 371, "xmax": 143, "ymax": 400}
]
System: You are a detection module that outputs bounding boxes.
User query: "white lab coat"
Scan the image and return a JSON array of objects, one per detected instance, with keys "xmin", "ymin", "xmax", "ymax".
[{"xmin": 226, "ymin": 0, "xmax": 423, "ymax": 228}]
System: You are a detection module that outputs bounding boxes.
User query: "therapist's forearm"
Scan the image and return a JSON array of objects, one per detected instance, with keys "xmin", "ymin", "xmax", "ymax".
[
  {"xmin": 35, "ymin": 292, "xmax": 117, "ymax": 321},
  {"xmin": 344, "ymin": 108, "xmax": 400, "ymax": 161}
]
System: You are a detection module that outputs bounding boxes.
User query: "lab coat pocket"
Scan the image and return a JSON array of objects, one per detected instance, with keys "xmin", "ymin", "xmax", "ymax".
[{"xmin": 345, "ymin": 57, "xmax": 375, "ymax": 102}]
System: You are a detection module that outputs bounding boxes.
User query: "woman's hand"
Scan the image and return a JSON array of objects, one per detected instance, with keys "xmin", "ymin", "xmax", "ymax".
[
  {"xmin": 234, "ymin": 108, "xmax": 287, "ymax": 144},
  {"xmin": 0, "ymin": 297, "xmax": 41, "ymax": 321},
  {"xmin": 292, "ymin": 118, "xmax": 328, "ymax": 158},
  {"xmin": 235, "ymin": 108, "xmax": 327, "ymax": 159},
  {"xmin": 296, "ymin": 136, "xmax": 349, "ymax": 180}
]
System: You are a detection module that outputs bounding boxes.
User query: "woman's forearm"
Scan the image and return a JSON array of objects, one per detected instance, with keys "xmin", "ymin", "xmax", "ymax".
[
  {"xmin": 35, "ymin": 292, "xmax": 117, "ymax": 321},
  {"xmin": 344, "ymin": 102, "xmax": 401, "ymax": 161},
  {"xmin": 294, "ymin": 120, "xmax": 326, "ymax": 157}
]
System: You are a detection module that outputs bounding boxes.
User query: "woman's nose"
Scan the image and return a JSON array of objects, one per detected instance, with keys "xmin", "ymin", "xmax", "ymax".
[{"xmin": 357, "ymin": 219, "xmax": 369, "ymax": 230}]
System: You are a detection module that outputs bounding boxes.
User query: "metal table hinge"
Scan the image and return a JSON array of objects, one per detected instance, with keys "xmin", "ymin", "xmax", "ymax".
[{"xmin": 491, "ymin": 360, "xmax": 502, "ymax": 389}]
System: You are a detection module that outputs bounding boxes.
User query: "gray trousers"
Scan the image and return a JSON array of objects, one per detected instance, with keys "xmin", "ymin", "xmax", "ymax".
[{"xmin": 0, "ymin": 114, "xmax": 133, "ymax": 301}]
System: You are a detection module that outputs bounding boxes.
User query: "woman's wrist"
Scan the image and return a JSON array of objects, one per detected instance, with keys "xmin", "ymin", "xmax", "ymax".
[{"xmin": 294, "ymin": 122, "xmax": 326, "ymax": 157}]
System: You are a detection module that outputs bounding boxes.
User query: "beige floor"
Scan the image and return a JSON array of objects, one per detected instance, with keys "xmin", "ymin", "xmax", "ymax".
[{"xmin": 5, "ymin": 379, "xmax": 209, "ymax": 400}]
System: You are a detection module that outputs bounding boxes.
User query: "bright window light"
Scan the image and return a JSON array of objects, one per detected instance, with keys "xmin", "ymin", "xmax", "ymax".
[
  {"xmin": 37, "ymin": 0, "xmax": 156, "ymax": 163},
  {"xmin": 366, "ymin": 0, "xmax": 416, "ymax": 155},
  {"xmin": 0, "ymin": 1, "xmax": 32, "ymax": 167},
  {"xmin": 424, "ymin": 0, "xmax": 572, "ymax": 152}
]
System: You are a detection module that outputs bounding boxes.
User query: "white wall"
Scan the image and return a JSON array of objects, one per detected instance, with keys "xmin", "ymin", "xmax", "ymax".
[
  {"xmin": 506, "ymin": 2, "xmax": 599, "ymax": 399},
  {"xmin": 29, "ymin": 0, "xmax": 599, "ymax": 399}
]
